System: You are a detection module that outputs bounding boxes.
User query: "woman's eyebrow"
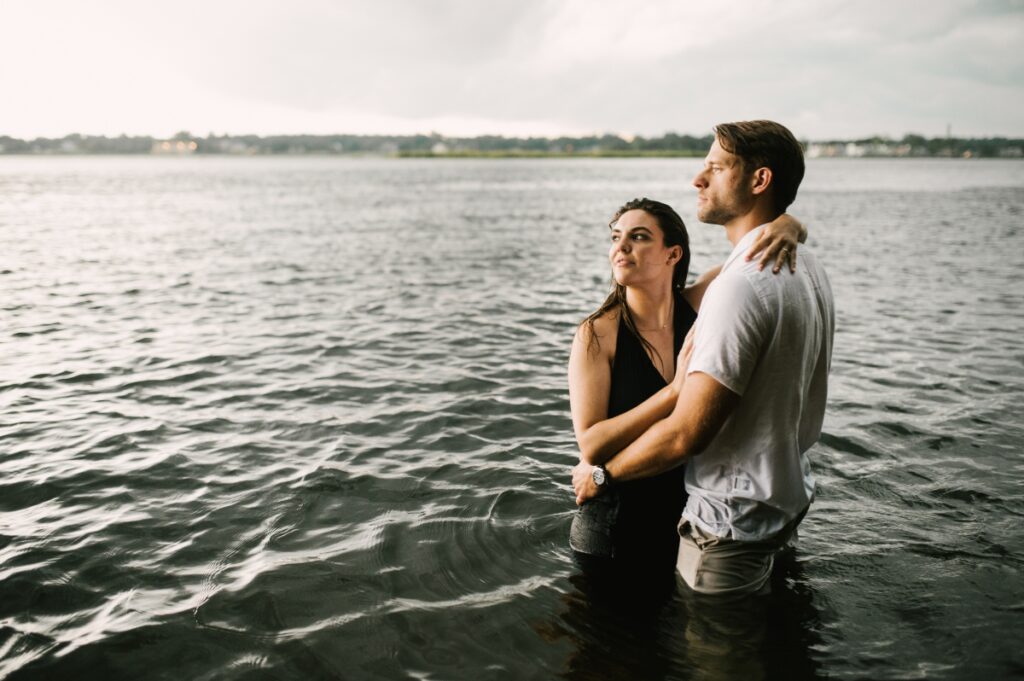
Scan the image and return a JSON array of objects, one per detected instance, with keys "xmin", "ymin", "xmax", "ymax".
[{"xmin": 610, "ymin": 225, "xmax": 653, "ymax": 234}]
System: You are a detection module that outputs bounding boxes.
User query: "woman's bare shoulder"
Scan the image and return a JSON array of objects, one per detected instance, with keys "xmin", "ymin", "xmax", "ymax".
[{"xmin": 574, "ymin": 308, "xmax": 619, "ymax": 358}]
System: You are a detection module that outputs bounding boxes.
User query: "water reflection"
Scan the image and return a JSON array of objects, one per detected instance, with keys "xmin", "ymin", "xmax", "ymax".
[
  {"xmin": 4, "ymin": 157, "xmax": 1022, "ymax": 677},
  {"xmin": 551, "ymin": 549, "xmax": 824, "ymax": 680}
]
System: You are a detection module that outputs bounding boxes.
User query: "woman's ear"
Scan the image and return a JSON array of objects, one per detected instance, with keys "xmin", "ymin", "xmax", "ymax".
[{"xmin": 668, "ymin": 245, "xmax": 683, "ymax": 265}]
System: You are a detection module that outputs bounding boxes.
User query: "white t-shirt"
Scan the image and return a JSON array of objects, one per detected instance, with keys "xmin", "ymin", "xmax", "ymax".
[{"xmin": 683, "ymin": 225, "xmax": 835, "ymax": 541}]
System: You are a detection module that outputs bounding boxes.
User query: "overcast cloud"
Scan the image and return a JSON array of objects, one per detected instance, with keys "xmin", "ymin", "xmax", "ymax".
[{"xmin": 2, "ymin": 0, "xmax": 1022, "ymax": 139}]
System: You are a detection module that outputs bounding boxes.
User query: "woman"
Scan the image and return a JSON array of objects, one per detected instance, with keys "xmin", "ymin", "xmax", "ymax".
[{"xmin": 568, "ymin": 197, "xmax": 804, "ymax": 581}]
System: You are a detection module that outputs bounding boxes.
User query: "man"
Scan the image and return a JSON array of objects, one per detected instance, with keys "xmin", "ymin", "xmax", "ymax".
[{"xmin": 573, "ymin": 120, "xmax": 835, "ymax": 596}]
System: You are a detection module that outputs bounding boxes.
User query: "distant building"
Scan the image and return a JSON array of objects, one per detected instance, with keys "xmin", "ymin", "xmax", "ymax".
[
  {"xmin": 152, "ymin": 139, "xmax": 197, "ymax": 155},
  {"xmin": 807, "ymin": 141, "xmax": 915, "ymax": 158},
  {"xmin": 218, "ymin": 139, "xmax": 257, "ymax": 154},
  {"xmin": 807, "ymin": 143, "xmax": 852, "ymax": 158}
]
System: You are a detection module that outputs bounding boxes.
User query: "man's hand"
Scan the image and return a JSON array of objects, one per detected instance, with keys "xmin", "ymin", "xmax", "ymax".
[{"xmin": 572, "ymin": 461, "xmax": 601, "ymax": 506}]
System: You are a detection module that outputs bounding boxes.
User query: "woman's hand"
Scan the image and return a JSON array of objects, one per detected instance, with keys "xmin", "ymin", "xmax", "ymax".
[
  {"xmin": 572, "ymin": 461, "xmax": 600, "ymax": 505},
  {"xmin": 671, "ymin": 327, "xmax": 695, "ymax": 396},
  {"xmin": 745, "ymin": 213, "xmax": 806, "ymax": 273}
]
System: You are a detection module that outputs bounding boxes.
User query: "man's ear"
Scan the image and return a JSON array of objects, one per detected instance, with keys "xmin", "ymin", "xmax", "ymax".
[{"xmin": 750, "ymin": 167, "xmax": 772, "ymax": 196}]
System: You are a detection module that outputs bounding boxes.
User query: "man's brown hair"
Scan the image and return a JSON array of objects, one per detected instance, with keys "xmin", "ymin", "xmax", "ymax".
[{"xmin": 714, "ymin": 120, "xmax": 805, "ymax": 215}]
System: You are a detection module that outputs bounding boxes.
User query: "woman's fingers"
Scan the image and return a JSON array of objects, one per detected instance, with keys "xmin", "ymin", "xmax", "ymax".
[
  {"xmin": 773, "ymin": 246, "xmax": 788, "ymax": 274},
  {"xmin": 771, "ymin": 242, "xmax": 799, "ymax": 273},
  {"xmin": 681, "ymin": 328, "xmax": 695, "ymax": 371},
  {"xmin": 673, "ymin": 328, "xmax": 696, "ymax": 391},
  {"xmin": 677, "ymin": 330, "xmax": 691, "ymax": 364},
  {"xmin": 745, "ymin": 230, "xmax": 768, "ymax": 261},
  {"xmin": 759, "ymin": 237, "xmax": 798, "ymax": 273},
  {"xmin": 749, "ymin": 234, "xmax": 784, "ymax": 271},
  {"xmin": 746, "ymin": 226, "xmax": 800, "ymax": 273}
]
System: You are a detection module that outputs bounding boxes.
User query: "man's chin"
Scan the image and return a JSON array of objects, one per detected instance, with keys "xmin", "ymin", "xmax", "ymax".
[{"xmin": 697, "ymin": 209, "xmax": 726, "ymax": 225}]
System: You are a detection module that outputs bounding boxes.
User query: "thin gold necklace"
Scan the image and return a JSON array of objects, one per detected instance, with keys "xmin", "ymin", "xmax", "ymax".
[{"xmin": 635, "ymin": 299, "xmax": 674, "ymax": 332}]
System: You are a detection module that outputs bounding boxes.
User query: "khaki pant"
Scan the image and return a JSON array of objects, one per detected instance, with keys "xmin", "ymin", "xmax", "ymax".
[{"xmin": 676, "ymin": 512, "xmax": 804, "ymax": 596}]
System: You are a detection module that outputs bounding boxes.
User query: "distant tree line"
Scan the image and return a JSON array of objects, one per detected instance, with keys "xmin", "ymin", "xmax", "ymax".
[{"xmin": 1, "ymin": 131, "xmax": 1021, "ymax": 158}]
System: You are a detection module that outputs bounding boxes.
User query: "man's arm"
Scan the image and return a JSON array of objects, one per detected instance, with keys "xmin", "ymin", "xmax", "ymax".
[
  {"xmin": 568, "ymin": 316, "xmax": 681, "ymax": 465},
  {"xmin": 573, "ymin": 372, "xmax": 740, "ymax": 505},
  {"xmin": 571, "ymin": 265, "xmax": 767, "ymax": 504}
]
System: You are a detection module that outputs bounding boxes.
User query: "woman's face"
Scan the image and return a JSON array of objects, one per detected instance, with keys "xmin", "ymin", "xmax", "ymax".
[{"xmin": 608, "ymin": 209, "xmax": 680, "ymax": 287}]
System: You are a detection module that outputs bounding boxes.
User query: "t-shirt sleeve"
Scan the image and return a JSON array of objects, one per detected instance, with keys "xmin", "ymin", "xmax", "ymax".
[{"xmin": 686, "ymin": 271, "xmax": 767, "ymax": 396}]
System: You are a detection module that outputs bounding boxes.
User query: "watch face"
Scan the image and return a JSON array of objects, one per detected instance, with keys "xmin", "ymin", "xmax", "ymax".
[{"xmin": 592, "ymin": 467, "xmax": 606, "ymax": 486}]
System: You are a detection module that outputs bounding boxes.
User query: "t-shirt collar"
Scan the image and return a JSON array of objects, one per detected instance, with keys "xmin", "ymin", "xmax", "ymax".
[{"xmin": 722, "ymin": 224, "xmax": 769, "ymax": 271}]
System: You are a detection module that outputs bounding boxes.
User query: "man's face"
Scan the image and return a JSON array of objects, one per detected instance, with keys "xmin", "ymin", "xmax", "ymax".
[{"xmin": 692, "ymin": 138, "xmax": 754, "ymax": 225}]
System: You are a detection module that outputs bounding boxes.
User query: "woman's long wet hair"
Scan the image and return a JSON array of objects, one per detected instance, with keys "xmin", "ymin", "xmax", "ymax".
[{"xmin": 582, "ymin": 198, "xmax": 690, "ymax": 364}]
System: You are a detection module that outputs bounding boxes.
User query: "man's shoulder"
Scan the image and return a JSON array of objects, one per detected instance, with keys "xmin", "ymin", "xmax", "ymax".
[
  {"xmin": 710, "ymin": 259, "xmax": 771, "ymax": 311},
  {"xmin": 729, "ymin": 246, "xmax": 826, "ymax": 302},
  {"xmin": 696, "ymin": 265, "xmax": 771, "ymax": 337}
]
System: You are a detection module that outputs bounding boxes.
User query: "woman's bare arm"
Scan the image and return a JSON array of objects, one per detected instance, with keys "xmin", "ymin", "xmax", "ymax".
[
  {"xmin": 568, "ymin": 316, "xmax": 680, "ymax": 465},
  {"xmin": 681, "ymin": 265, "xmax": 722, "ymax": 312}
]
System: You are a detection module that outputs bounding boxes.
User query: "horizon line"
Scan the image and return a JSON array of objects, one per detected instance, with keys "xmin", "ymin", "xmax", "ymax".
[{"xmin": 4, "ymin": 130, "xmax": 1024, "ymax": 143}]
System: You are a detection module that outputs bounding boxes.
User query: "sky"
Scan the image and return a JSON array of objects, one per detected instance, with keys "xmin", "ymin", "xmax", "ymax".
[{"xmin": 2, "ymin": 0, "xmax": 1023, "ymax": 140}]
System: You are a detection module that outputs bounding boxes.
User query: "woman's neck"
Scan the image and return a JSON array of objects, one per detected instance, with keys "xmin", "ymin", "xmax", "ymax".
[{"xmin": 625, "ymin": 284, "xmax": 674, "ymax": 331}]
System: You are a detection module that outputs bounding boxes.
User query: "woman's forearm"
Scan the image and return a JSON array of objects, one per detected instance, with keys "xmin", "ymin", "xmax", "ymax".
[{"xmin": 577, "ymin": 383, "xmax": 679, "ymax": 465}]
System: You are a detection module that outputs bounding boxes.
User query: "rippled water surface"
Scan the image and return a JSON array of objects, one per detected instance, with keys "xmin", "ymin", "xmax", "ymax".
[{"xmin": 2, "ymin": 157, "xmax": 1023, "ymax": 680}]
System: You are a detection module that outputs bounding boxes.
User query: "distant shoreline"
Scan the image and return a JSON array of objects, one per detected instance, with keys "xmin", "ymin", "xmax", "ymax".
[
  {"xmin": 396, "ymin": 149, "xmax": 707, "ymax": 158},
  {"xmin": 2, "ymin": 132, "xmax": 1022, "ymax": 159},
  {"xmin": 3, "ymin": 151, "xmax": 1023, "ymax": 160}
]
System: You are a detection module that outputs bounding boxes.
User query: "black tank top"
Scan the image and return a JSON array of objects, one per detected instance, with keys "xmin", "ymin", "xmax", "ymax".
[{"xmin": 570, "ymin": 293, "xmax": 698, "ymax": 571}]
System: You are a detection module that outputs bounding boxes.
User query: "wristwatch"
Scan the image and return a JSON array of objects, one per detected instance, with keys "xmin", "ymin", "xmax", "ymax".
[{"xmin": 592, "ymin": 464, "xmax": 612, "ymax": 488}]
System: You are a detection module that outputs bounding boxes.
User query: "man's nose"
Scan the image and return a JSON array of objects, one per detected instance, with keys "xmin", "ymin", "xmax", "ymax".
[{"xmin": 692, "ymin": 171, "xmax": 706, "ymax": 188}]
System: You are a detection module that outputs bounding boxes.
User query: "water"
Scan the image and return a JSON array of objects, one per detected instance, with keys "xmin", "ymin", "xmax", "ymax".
[{"xmin": 2, "ymin": 156, "xmax": 1023, "ymax": 680}]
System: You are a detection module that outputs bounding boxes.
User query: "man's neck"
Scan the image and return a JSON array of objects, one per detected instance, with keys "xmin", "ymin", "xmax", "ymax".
[{"xmin": 724, "ymin": 206, "xmax": 781, "ymax": 246}]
